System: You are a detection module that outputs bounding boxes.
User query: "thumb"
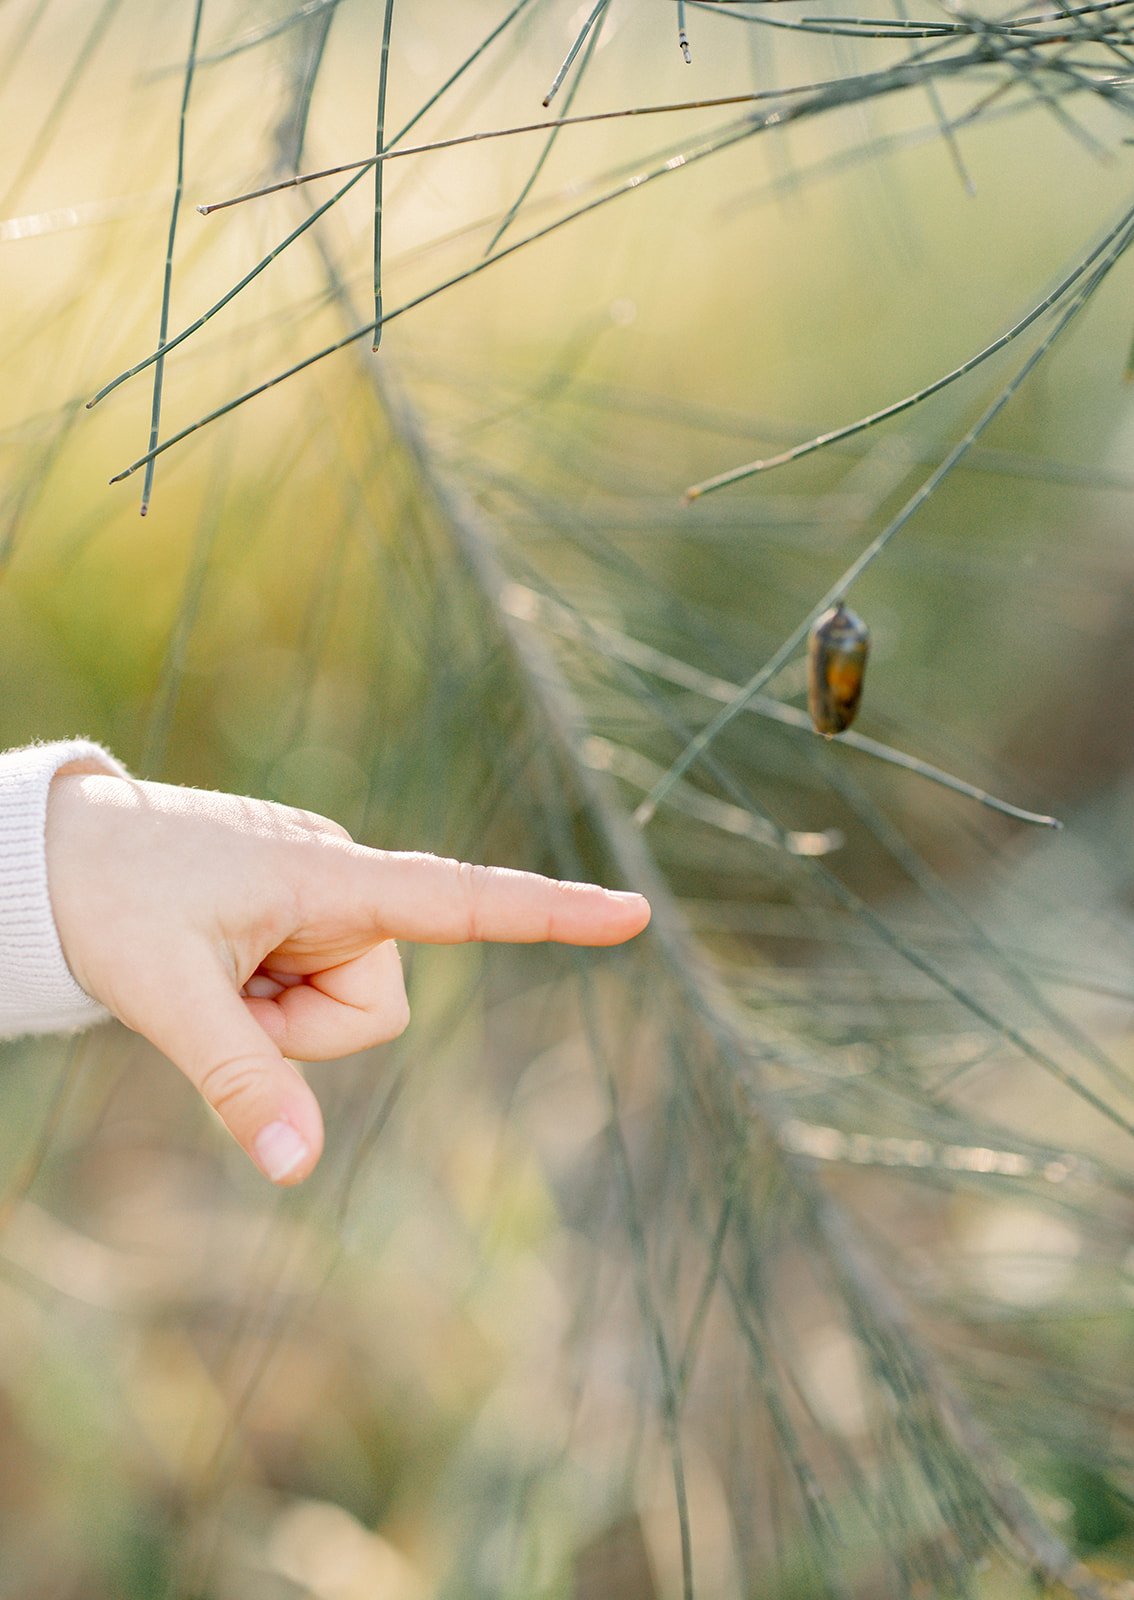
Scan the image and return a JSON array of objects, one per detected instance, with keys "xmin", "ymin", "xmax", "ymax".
[{"xmin": 124, "ymin": 948, "xmax": 325, "ymax": 1185}]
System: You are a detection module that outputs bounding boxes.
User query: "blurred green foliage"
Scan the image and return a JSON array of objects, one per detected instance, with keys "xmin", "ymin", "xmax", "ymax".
[{"xmin": 2, "ymin": 1, "xmax": 1134, "ymax": 1596}]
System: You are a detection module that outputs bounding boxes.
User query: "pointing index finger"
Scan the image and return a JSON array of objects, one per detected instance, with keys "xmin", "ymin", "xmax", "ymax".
[{"xmin": 346, "ymin": 848, "xmax": 651, "ymax": 947}]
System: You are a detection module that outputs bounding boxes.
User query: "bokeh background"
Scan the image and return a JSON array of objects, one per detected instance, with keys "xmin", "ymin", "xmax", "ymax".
[{"xmin": 2, "ymin": 1, "xmax": 1134, "ymax": 1595}]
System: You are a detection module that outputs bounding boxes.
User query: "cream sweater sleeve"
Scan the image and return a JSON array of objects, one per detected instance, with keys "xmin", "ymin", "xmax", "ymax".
[{"xmin": 0, "ymin": 740, "xmax": 130, "ymax": 1039}]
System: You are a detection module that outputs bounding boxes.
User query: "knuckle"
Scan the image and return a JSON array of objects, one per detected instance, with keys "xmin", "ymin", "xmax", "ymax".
[
  {"xmin": 455, "ymin": 859, "xmax": 492, "ymax": 941},
  {"xmin": 383, "ymin": 993, "xmax": 411, "ymax": 1041},
  {"xmin": 360, "ymin": 995, "xmax": 410, "ymax": 1047},
  {"xmin": 298, "ymin": 811, "xmax": 353, "ymax": 843},
  {"xmin": 273, "ymin": 799, "xmax": 353, "ymax": 844},
  {"xmin": 197, "ymin": 1052, "xmax": 267, "ymax": 1117},
  {"xmin": 313, "ymin": 815, "xmax": 353, "ymax": 843}
]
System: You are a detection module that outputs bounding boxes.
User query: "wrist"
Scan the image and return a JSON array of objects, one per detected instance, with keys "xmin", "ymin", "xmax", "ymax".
[
  {"xmin": 0, "ymin": 740, "xmax": 128, "ymax": 1038},
  {"xmin": 45, "ymin": 770, "xmax": 131, "ymax": 1004}
]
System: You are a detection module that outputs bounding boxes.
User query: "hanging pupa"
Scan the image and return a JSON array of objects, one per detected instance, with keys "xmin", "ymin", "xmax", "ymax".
[{"xmin": 808, "ymin": 602, "xmax": 870, "ymax": 736}]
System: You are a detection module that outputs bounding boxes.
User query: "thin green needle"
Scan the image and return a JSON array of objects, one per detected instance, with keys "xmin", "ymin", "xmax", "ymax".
[
  {"xmin": 678, "ymin": 0, "xmax": 692, "ymax": 60},
  {"xmin": 140, "ymin": 0, "xmax": 206, "ymax": 517},
  {"xmin": 543, "ymin": 0, "xmax": 609, "ymax": 106},
  {"xmin": 372, "ymin": 0, "xmax": 395, "ymax": 353},
  {"xmin": 638, "ymin": 201, "xmax": 1134, "ymax": 825}
]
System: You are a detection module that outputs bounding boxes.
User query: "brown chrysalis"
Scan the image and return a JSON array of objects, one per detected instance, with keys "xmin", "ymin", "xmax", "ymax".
[{"xmin": 808, "ymin": 602, "xmax": 870, "ymax": 736}]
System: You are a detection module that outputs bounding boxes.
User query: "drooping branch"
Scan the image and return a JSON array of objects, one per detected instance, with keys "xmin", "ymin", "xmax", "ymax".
[{"xmin": 375, "ymin": 364, "xmax": 1106, "ymax": 1599}]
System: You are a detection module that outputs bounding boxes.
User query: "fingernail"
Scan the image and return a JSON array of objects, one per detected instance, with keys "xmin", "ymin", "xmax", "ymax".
[
  {"xmin": 254, "ymin": 1120, "xmax": 309, "ymax": 1183},
  {"xmin": 608, "ymin": 890, "xmax": 648, "ymax": 906}
]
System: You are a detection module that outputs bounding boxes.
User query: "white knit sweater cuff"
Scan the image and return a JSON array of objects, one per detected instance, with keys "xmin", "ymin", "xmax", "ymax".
[{"xmin": 0, "ymin": 740, "xmax": 131, "ymax": 1039}]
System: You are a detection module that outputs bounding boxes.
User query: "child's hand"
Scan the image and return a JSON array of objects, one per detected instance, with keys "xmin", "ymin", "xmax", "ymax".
[{"xmin": 45, "ymin": 773, "xmax": 650, "ymax": 1185}]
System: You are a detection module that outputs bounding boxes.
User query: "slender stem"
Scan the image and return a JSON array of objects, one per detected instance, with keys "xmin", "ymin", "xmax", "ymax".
[
  {"xmin": 140, "ymin": 0, "xmax": 206, "ymax": 517},
  {"xmin": 382, "ymin": 380, "xmax": 1108, "ymax": 1600},
  {"xmin": 684, "ymin": 197, "xmax": 1134, "ymax": 500},
  {"xmin": 582, "ymin": 974, "xmax": 695, "ymax": 1600},
  {"xmin": 90, "ymin": 169, "xmax": 369, "ymax": 409},
  {"xmin": 372, "ymin": 0, "xmax": 395, "ymax": 352},
  {"xmin": 166, "ymin": 0, "xmax": 343, "ymax": 72},
  {"xmin": 636, "ymin": 199, "xmax": 1134, "ymax": 824},
  {"xmin": 522, "ymin": 586, "xmax": 1062, "ymax": 827},
  {"xmin": 543, "ymin": 0, "xmax": 608, "ymax": 107},
  {"xmin": 108, "ymin": 45, "xmax": 1012, "ymax": 481},
  {"xmin": 675, "ymin": 1192, "xmax": 734, "ymax": 1401},
  {"xmin": 90, "ymin": 0, "xmax": 541, "ymax": 407},
  {"xmin": 196, "ymin": 47, "xmax": 994, "ymax": 216},
  {"xmin": 274, "ymin": 1, "xmax": 338, "ymax": 169},
  {"xmin": 484, "ymin": 0, "xmax": 608, "ymax": 255},
  {"xmin": 893, "ymin": 0, "xmax": 975, "ymax": 193},
  {"xmin": 108, "ymin": 115, "xmax": 762, "ymax": 481}
]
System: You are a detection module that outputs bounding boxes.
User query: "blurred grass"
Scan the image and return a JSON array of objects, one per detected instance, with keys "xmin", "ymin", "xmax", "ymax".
[{"xmin": 2, "ymin": 1, "xmax": 1134, "ymax": 1596}]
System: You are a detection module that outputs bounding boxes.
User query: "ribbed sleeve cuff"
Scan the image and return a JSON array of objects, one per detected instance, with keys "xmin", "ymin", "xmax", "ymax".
[{"xmin": 0, "ymin": 740, "xmax": 131, "ymax": 1039}]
